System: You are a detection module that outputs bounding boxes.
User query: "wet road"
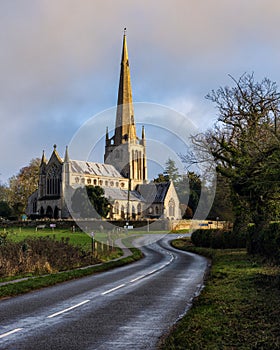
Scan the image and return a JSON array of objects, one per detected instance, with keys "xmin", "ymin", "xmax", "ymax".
[{"xmin": 0, "ymin": 234, "xmax": 208, "ymax": 349}]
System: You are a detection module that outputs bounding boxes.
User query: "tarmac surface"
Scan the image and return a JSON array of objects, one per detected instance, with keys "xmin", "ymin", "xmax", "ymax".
[{"xmin": 0, "ymin": 234, "xmax": 208, "ymax": 349}]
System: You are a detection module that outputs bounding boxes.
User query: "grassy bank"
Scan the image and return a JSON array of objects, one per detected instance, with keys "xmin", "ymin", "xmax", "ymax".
[
  {"xmin": 159, "ymin": 239, "xmax": 280, "ymax": 349},
  {"xmin": 0, "ymin": 236, "xmax": 143, "ymax": 299}
]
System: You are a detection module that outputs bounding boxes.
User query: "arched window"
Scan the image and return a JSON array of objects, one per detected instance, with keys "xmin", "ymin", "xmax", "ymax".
[
  {"xmin": 46, "ymin": 164, "xmax": 61, "ymax": 196},
  {"xmin": 137, "ymin": 203, "xmax": 141, "ymax": 215},
  {"xmin": 132, "ymin": 205, "xmax": 136, "ymax": 219},
  {"xmin": 115, "ymin": 201, "xmax": 119, "ymax": 214},
  {"xmin": 155, "ymin": 206, "xmax": 159, "ymax": 215},
  {"xmin": 32, "ymin": 199, "xmax": 37, "ymax": 213},
  {"xmin": 121, "ymin": 205, "xmax": 125, "ymax": 219}
]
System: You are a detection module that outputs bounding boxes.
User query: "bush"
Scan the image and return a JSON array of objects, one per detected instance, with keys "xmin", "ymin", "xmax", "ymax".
[
  {"xmin": 0, "ymin": 236, "xmax": 100, "ymax": 277},
  {"xmin": 191, "ymin": 229, "xmax": 246, "ymax": 249},
  {"xmin": 247, "ymin": 222, "xmax": 280, "ymax": 263}
]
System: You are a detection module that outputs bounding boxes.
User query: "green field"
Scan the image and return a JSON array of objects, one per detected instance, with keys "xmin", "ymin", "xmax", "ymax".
[{"xmin": 5, "ymin": 226, "xmax": 96, "ymax": 251}]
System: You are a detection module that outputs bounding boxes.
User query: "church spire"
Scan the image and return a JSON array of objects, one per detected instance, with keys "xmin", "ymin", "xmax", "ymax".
[{"xmin": 114, "ymin": 29, "xmax": 137, "ymax": 145}]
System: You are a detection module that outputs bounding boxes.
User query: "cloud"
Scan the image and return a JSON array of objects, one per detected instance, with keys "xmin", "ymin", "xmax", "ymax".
[{"xmin": 1, "ymin": 0, "xmax": 280, "ymax": 182}]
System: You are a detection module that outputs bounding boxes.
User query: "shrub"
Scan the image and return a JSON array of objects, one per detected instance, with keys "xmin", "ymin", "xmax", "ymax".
[
  {"xmin": 247, "ymin": 222, "xmax": 280, "ymax": 263},
  {"xmin": 191, "ymin": 229, "xmax": 246, "ymax": 249},
  {"xmin": 0, "ymin": 236, "xmax": 100, "ymax": 277}
]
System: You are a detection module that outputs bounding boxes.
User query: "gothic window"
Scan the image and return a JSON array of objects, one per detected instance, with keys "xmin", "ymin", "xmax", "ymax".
[
  {"xmin": 32, "ymin": 199, "xmax": 37, "ymax": 213},
  {"xmin": 137, "ymin": 203, "xmax": 141, "ymax": 215},
  {"xmin": 132, "ymin": 205, "xmax": 136, "ymax": 219},
  {"xmin": 121, "ymin": 205, "xmax": 125, "ymax": 219},
  {"xmin": 168, "ymin": 199, "xmax": 175, "ymax": 217},
  {"xmin": 105, "ymin": 181, "xmax": 108, "ymax": 186},
  {"xmin": 75, "ymin": 177, "xmax": 80, "ymax": 184},
  {"xmin": 99, "ymin": 180, "xmax": 103, "ymax": 186},
  {"xmin": 110, "ymin": 181, "xmax": 114, "ymax": 187},
  {"xmin": 94, "ymin": 179, "xmax": 97, "ymax": 185},
  {"xmin": 46, "ymin": 164, "xmax": 61, "ymax": 196},
  {"xmin": 87, "ymin": 179, "xmax": 91, "ymax": 185},
  {"xmin": 115, "ymin": 201, "xmax": 119, "ymax": 214},
  {"xmin": 155, "ymin": 206, "xmax": 159, "ymax": 215}
]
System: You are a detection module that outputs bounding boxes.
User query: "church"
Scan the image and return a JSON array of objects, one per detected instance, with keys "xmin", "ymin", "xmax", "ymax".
[{"xmin": 27, "ymin": 32, "xmax": 181, "ymax": 222}]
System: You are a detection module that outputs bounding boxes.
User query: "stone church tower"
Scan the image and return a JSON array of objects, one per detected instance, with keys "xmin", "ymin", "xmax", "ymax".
[{"xmin": 104, "ymin": 31, "xmax": 147, "ymax": 189}]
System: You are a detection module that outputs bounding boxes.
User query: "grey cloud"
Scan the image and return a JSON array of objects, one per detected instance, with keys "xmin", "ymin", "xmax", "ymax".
[{"xmin": 1, "ymin": 0, "xmax": 280, "ymax": 182}]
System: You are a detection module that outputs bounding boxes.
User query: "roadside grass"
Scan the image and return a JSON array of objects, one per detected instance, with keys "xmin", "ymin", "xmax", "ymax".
[
  {"xmin": 159, "ymin": 238, "xmax": 280, "ymax": 350},
  {"xmin": 0, "ymin": 236, "xmax": 143, "ymax": 299},
  {"xmin": 5, "ymin": 227, "xmax": 104, "ymax": 251}
]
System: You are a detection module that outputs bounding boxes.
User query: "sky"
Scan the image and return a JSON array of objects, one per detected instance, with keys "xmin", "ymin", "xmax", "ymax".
[{"xmin": 1, "ymin": 0, "xmax": 280, "ymax": 183}]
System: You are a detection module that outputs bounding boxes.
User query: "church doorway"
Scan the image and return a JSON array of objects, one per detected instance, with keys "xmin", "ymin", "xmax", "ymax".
[
  {"xmin": 46, "ymin": 206, "xmax": 53, "ymax": 219},
  {"xmin": 54, "ymin": 206, "xmax": 59, "ymax": 219}
]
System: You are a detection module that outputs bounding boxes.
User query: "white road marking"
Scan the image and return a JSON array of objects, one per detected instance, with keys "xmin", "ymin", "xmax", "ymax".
[
  {"xmin": 47, "ymin": 300, "xmax": 90, "ymax": 318},
  {"xmin": 101, "ymin": 284, "xmax": 126, "ymax": 295},
  {"xmin": 0, "ymin": 328, "xmax": 23, "ymax": 339},
  {"xmin": 130, "ymin": 275, "xmax": 145, "ymax": 283}
]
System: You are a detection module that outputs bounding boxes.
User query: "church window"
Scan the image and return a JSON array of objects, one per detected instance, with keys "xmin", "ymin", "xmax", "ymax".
[
  {"xmin": 32, "ymin": 199, "xmax": 37, "ymax": 213},
  {"xmin": 116, "ymin": 182, "xmax": 119, "ymax": 187},
  {"xmin": 121, "ymin": 205, "xmax": 125, "ymax": 219},
  {"xmin": 99, "ymin": 180, "xmax": 103, "ymax": 186},
  {"xmin": 87, "ymin": 179, "xmax": 91, "ymax": 185},
  {"xmin": 46, "ymin": 164, "xmax": 61, "ymax": 196},
  {"xmin": 93, "ymin": 179, "xmax": 97, "ymax": 185},
  {"xmin": 75, "ymin": 177, "xmax": 80, "ymax": 184},
  {"xmin": 81, "ymin": 178, "xmax": 85, "ymax": 184},
  {"xmin": 137, "ymin": 203, "xmax": 141, "ymax": 215},
  {"xmin": 105, "ymin": 180, "xmax": 108, "ymax": 186},
  {"xmin": 110, "ymin": 181, "xmax": 114, "ymax": 187},
  {"xmin": 148, "ymin": 207, "xmax": 153, "ymax": 214},
  {"xmin": 132, "ymin": 205, "xmax": 136, "ymax": 219},
  {"xmin": 120, "ymin": 182, "xmax": 125, "ymax": 188},
  {"xmin": 155, "ymin": 206, "xmax": 159, "ymax": 215},
  {"xmin": 115, "ymin": 201, "xmax": 119, "ymax": 214}
]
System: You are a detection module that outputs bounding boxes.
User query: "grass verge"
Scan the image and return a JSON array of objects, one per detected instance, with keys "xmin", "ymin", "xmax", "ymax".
[
  {"xmin": 159, "ymin": 238, "xmax": 280, "ymax": 350},
  {"xmin": 0, "ymin": 236, "xmax": 143, "ymax": 299}
]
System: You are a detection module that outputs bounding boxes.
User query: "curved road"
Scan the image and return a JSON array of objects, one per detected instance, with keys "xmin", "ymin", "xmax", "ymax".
[{"xmin": 0, "ymin": 234, "xmax": 208, "ymax": 350}]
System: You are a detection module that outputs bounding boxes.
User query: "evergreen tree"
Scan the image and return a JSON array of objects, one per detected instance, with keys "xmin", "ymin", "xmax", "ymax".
[{"xmin": 71, "ymin": 185, "xmax": 110, "ymax": 219}]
